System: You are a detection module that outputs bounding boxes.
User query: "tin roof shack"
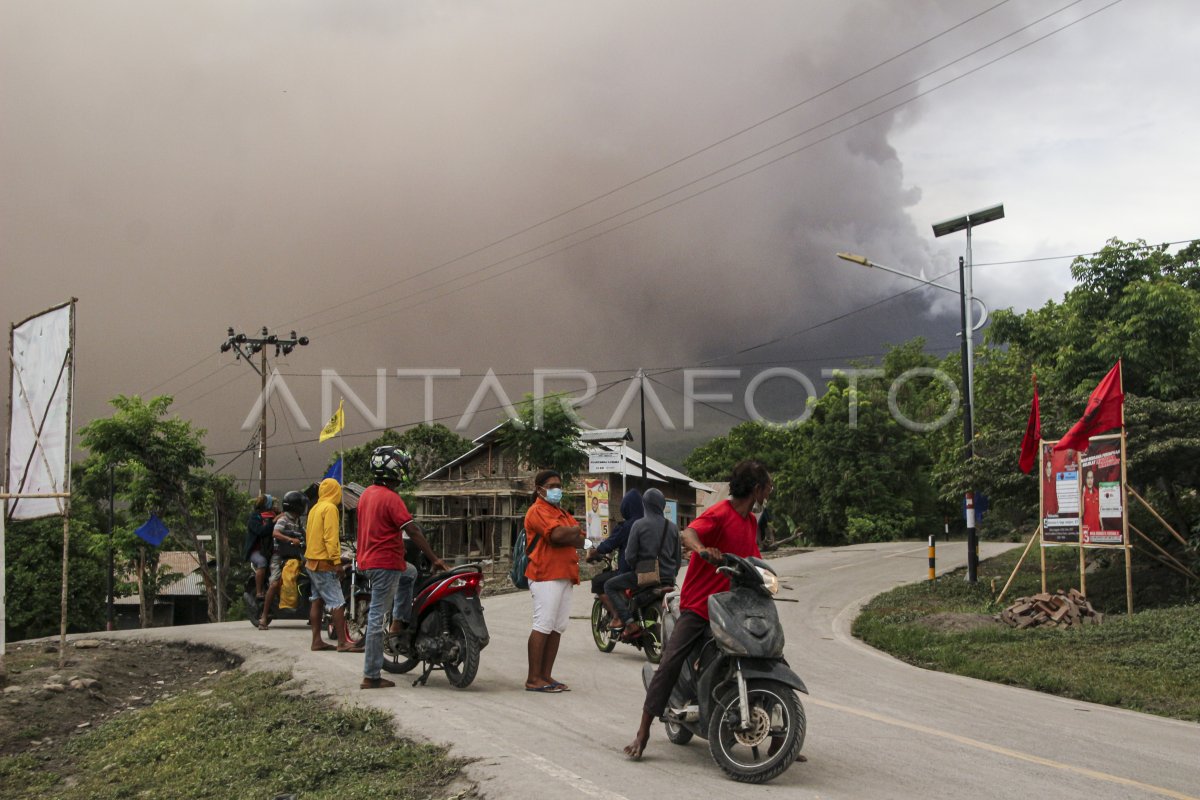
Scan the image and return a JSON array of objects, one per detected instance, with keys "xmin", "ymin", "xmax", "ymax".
[
  {"xmin": 415, "ymin": 425, "xmax": 711, "ymax": 562},
  {"xmin": 113, "ymin": 551, "xmax": 210, "ymax": 628}
]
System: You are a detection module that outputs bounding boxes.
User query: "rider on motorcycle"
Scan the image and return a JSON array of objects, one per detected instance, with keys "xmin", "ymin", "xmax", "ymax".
[
  {"xmin": 258, "ymin": 490, "xmax": 307, "ymax": 629},
  {"xmin": 585, "ymin": 489, "xmax": 643, "ymax": 622},
  {"xmin": 357, "ymin": 445, "xmax": 449, "ymax": 689},
  {"xmin": 624, "ymin": 460, "xmax": 772, "ymax": 761},
  {"xmin": 604, "ymin": 488, "xmax": 679, "ymax": 640}
]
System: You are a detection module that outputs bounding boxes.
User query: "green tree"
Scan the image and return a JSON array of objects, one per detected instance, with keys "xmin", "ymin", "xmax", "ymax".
[
  {"xmin": 75, "ymin": 395, "xmax": 218, "ymax": 627},
  {"xmin": 936, "ymin": 238, "xmax": 1200, "ymax": 573},
  {"xmin": 3, "ymin": 513, "xmax": 107, "ymax": 642},
  {"xmin": 778, "ymin": 341, "xmax": 946, "ymax": 544},
  {"xmin": 494, "ymin": 393, "xmax": 587, "ymax": 484},
  {"xmin": 331, "ymin": 423, "xmax": 472, "ymax": 488},
  {"xmin": 683, "ymin": 421, "xmax": 793, "ymax": 482}
]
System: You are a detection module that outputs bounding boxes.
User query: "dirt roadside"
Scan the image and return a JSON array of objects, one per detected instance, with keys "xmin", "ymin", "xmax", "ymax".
[{"xmin": 0, "ymin": 638, "xmax": 239, "ymax": 761}]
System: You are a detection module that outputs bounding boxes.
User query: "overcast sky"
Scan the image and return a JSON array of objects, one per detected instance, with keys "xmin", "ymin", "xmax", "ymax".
[{"xmin": 2, "ymin": 0, "xmax": 1196, "ymax": 491}]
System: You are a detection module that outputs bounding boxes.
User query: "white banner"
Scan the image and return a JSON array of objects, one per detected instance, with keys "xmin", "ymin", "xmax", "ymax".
[{"xmin": 7, "ymin": 302, "xmax": 73, "ymax": 520}]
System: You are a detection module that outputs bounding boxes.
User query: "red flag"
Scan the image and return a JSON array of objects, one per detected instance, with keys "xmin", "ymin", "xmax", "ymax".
[
  {"xmin": 1053, "ymin": 361, "xmax": 1124, "ymax": 453},
  {"xmin": 1018, "ymin": 375, "xmax": 1040, "ymax": 473}
]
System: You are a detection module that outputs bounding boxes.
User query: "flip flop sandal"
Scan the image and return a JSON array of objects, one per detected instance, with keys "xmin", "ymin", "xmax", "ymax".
[{"xmin": 525, "ymin": 684, "xmax": 564, "ymax": 693}]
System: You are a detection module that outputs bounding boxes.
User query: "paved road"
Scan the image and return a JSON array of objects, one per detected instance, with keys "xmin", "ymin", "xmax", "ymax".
[{"xmin": 121, "ymin": 542, "xmax": 1200, "ymax": 800}]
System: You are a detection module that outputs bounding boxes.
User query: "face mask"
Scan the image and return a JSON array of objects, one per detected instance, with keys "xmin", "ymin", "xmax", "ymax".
[{"xmin": 544, "ymin": 487, "xmax": 564, "ymax": 505}]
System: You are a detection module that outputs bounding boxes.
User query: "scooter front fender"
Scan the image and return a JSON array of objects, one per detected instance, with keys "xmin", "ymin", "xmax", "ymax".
[{"xmin": 738, "ymin": 658, "xmax": 808, "ymax": 694}]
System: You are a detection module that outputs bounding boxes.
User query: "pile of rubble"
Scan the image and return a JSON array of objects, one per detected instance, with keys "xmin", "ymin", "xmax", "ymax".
[{"xmin": 998, "ymin": 589, "xmax": 1105, "ymax": 629}]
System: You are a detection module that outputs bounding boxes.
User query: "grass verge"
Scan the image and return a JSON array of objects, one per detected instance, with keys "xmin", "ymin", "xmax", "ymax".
[
  {"xmin": 0, "ymin": 669, "xmax": 467, "ymax": 800},
  {"xmin": 852, "ymin": 545, "xmax": 1200, "ymax": 721}
]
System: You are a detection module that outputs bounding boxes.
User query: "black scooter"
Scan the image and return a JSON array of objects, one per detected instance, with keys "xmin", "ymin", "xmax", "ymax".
[{"xmin": 642, "ymin": 553, "xmax": 807, "ymax": 784}]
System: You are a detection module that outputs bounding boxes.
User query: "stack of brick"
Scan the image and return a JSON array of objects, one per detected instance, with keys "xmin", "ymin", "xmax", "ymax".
[{"xmin": 998, "ymin": 589, "xmax": 1104, "ymax": 629}]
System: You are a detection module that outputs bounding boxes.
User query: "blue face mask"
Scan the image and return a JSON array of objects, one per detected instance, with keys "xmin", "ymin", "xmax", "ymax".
[{"xmin": 544, "ymin": 487, "xmax": 563, "ymax": 505}]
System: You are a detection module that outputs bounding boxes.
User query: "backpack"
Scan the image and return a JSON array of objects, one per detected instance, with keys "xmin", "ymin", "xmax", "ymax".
[{"xmin": 509, "ymin": 528, "xmax": 541, "ymax": 590}]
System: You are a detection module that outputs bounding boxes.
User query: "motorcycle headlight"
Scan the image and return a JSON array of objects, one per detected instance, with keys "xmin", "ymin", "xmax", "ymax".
[{"xmin": 756, "ymin": 566, "xmax": 779, "ymax": 595}]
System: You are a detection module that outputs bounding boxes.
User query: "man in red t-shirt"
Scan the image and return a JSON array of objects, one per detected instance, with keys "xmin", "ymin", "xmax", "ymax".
[
  {"xmin": 357, "ymin": 446, "xmax": 448, "ymax": 689},
  {"xmin": 624, "ymin": 461, "xmax": 771, "ymax": 761}
]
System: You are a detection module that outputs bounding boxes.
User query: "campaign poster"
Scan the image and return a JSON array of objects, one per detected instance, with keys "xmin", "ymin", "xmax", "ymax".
[
  {"xmin": 1041, "ymin": 441, "xmax": 1080, "ymax": 544},
  {"xmin": 584, "ymin": 478, "xmax": 610, "ymax": 542},
  {"xmin": 1080, "ymin": 436, "xmax": 1124, "ymax": 546}
]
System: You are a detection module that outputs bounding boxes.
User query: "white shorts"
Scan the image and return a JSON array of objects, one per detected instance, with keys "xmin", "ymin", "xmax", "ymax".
[{"xmin": 529, "ymin": 579, "xmax": 573, "ymax": 634}]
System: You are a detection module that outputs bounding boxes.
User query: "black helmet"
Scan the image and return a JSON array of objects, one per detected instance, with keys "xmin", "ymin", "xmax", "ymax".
[
  {"xmin": 370, "ymin": 446, "xmax": 412, "ymax": 483},
  {"xmin": 282, "ymin": 491, "xmax": 306, "ymax": 515}
]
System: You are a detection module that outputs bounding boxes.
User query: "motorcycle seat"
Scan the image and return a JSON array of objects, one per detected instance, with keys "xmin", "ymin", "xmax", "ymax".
[{"xmin": 632, "ymin": 584, "xmax": 674, "ymax": 606}]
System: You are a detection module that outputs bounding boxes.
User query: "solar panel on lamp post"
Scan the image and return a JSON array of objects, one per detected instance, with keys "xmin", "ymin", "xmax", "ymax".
[{"xmin": 932, "ymin": 203, "xmax": 1005, "ymax": 583}]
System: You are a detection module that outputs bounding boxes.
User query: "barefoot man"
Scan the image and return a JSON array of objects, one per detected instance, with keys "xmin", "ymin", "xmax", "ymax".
[{"xmin": 624, "ymin": 461, "xmax": 771, "ymax": 760}]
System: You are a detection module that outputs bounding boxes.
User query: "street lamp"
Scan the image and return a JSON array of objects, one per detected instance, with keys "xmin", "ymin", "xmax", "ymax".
[
  {"xmin": 932, "ymin": 203, "xmax": 1004, "ymax": 583},
  {"xmin": 834, "ymin": 252, "xmax": 990, "ymax": 330}
]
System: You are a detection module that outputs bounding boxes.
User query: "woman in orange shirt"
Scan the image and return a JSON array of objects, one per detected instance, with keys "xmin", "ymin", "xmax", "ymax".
[{"xmin": 523, "ymin": 469, "xmax": 585, "ymax": 693}]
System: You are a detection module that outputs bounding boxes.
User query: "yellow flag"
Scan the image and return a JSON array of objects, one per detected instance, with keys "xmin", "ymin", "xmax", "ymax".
[{"xmin": 319, "ymin": 399, "xmax": 344, "ymax": 443}]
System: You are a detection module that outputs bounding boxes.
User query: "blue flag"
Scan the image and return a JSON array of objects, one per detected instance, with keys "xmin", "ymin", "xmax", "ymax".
[
  {"xmin": 323, "ymin": 457, "xmax": 343, "ymax": 484},
  {"xmin": 135, "ymin": 513, "xmax": 169, "ymax": 547}
]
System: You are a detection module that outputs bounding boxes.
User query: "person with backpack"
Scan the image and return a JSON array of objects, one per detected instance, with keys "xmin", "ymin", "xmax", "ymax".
[
  {"xmin": 257, "ymin": 490, "xmax": 307, "ymax": 630},
  {"xmin": 604, "ymin": 488, "xmax": 679, "ymax": 640},
  {"xmin": 522, "ymin": 469, "xmax": 585, "ymax": 694},
  {"xmin": 243, "ymin": 495, "xmax": 276, "ymax": 601}
]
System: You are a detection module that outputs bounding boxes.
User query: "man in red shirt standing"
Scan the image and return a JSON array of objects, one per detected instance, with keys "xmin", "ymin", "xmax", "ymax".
[
  {"xmin": 624, "ymin": 460, "xmax": 772, "ymax": 760},
  {"xmin": 357, "ymin": 446, "xmax": 448, "ymax": 689}
]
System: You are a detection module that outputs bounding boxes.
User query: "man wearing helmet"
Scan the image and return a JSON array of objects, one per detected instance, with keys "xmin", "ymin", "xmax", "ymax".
[
  {"xmin": 357, "ymin": 445, "xmax": 449, "ymax": 689},
  {"xmin": 258, "ymin": 491, "xmax": 308, "ymax": 630}
]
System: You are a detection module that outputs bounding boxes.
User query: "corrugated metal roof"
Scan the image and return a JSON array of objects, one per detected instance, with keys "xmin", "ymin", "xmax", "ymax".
[{"xmin": 115, "ymin": 551, "xmax": 208, "ymax": 601}]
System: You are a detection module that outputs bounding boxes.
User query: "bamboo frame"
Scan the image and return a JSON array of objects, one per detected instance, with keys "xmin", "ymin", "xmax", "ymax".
[
  {"xmin": 997, "ymin": 526, "xmax": 1040, "ymax": 605},
  {"xmin": 1130, "ymin": 524, "xmax": 1198, "ymax": 581}
]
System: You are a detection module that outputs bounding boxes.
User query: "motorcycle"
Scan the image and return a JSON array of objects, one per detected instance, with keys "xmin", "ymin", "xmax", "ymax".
[
  {"xmin": 325, "ymin": 542, "xmax": 371, "ymax": 646},
  {"xmin": 642, "ymin": 552, "xmax": 806, "ymax": 784},
  {"xmin": 382, "ymin": 555, "xmax": 490, "ymax": 688},
  {"xmin": 588, "ymin": 552, "xmax": 668, "ymax": 664},
  {"xmin": 245, "ymin": 544, "xmax": 369, "ymax": 647}
]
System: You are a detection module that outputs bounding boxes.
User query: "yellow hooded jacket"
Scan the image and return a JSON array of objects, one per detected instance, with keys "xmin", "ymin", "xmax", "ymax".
[{"xmin": 305, "ymin": 478, "xmax": 342, "ymax": 569}]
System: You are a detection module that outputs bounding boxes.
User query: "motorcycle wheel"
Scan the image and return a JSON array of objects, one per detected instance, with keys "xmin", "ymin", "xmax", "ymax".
[
  {"xmin": 443, "ymin": 611, "xmax": 481, "ymax": 689},
  {"xmin": 244, "ymin": 592, "xmax": 262, "ymax": 629},
  {"xmin": 640, "ymin": 606, "xmax": 663, "ymax": 665},
  {"xmin": 708, "ymin": 679, "xmax": 805, "ymax": 784},
  {"xmin": 665, "ymin": 719, "xmax": 694, "ymax": 746},
  {"xmin": 590, "ymin": 598, "xmax": 616, "ymax": 653},
  {"xmin": 382, "ymin": 613, "xmax": 419, "ymax": 675},
  {"xmin": 329, "ymin": 597, "xmax": 369, "ymax": 646}
]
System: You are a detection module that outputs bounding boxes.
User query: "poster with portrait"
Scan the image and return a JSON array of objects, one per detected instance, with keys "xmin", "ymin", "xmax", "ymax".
[
  {"xmin": 1079, "ymin": 435, "xmax": 1124, "ymax": 546},
  {"xmin": 584, "ymin": 478, "xmax": 610, "ymax": 542},
  {"xmin": 1041, "ymin": 441, "xmax": 1080, "ymax": 544}
]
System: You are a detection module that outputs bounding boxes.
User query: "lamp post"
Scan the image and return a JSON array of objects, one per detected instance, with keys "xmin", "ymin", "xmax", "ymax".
[
  {"xmin": 837, "ymin": 204, "xmax": 1003, "ymax": 585},
  {"xmin": 932, "ymin": 203, "xmax": 1005, "ymax": 583}
]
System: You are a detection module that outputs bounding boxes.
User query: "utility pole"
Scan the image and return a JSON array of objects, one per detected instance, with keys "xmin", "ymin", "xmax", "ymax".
[
  {"xmin": 638, "ymin": 368, "xmax": 647, "ymax": 483},
  {"xmin": 221, "ymin": 327, "xmax": 309, "ymax": 496}
]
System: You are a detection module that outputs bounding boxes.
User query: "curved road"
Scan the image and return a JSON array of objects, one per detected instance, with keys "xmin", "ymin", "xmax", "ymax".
[{"xmin": 126, "ymin": 542, "xmax": 1200, "ymax": 799}]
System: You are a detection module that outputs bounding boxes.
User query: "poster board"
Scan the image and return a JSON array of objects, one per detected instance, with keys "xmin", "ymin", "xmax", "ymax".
[
  {"xmin": 1040, "ymin": 434, "xmax": 1126, "ymax": 549},
  {"xmin": 584, "ymin": 478, "xmax": 610, "ymax": 541}
]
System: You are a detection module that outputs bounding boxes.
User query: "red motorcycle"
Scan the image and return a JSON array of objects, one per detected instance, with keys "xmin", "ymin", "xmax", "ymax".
[{"xmin": 382, "ymin": 559, "xmax": 490, "ymax": 688}]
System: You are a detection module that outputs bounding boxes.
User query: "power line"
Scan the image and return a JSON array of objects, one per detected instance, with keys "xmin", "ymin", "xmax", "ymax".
[
  {"xmin": 973, "ymin": 237, "xmax": 1200, "ymax": 267},
  {"xmin": 165, "ymin": 0, "xmax": 1126, "ymax": 405},
  {"xmin": 276, "ymin": 0, "xmax": 1017, "ymax": 335},
  {"xmin": 305, "ymin": 0, "xmax": 1121, "ymax": 342}
]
